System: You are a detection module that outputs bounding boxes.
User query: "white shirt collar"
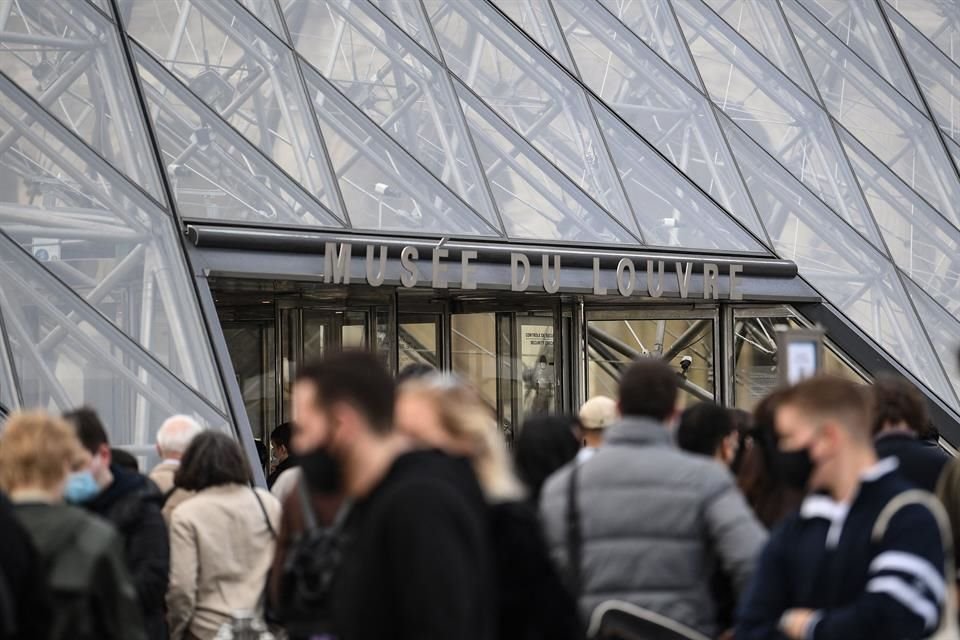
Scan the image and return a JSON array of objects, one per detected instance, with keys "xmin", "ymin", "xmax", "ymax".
[
  {"xmin": 861, "ymin": 457, "xmax": 899, "ymax": 482},
  {"xmin": 161, "ymin": 459, "xmax": 181, "ymax": 467}
]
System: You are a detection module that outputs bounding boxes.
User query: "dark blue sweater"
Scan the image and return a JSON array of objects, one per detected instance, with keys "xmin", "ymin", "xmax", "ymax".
[{"xmin": 737, "ymin": 459, "xmax": 946, "ymax": 640}]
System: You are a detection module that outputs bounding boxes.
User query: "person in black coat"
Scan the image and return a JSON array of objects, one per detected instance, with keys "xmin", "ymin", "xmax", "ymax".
[
  {"xmin": 0, "ymin": 492, "xmax": 50, "ymax": 640},
  {"xmin": 872, "ymin": 374, "xmax": 950, "ymax": 492},
  {"xmin": 267, "ymin": 422, "xmax": 295, "ymax": 488},
  {"xmin": 64, "ymin": 408, "xmax": 169, "ymax": 640}
]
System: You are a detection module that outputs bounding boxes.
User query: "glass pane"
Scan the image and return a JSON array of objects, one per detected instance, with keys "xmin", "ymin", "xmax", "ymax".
[
  {"xmin": 841, "ymin": 129, "xmax": 960, "ymax": 316},
  {"xmin": 783, "ymin": 0, "xmax": 960, "ymax": 229},
  {"xmin": 399, "ymin": 315, "xmax": 441, "ymax": 370},
  {"xmin": 592, "ymin": 101, "xmax": 764, "ymax": 251},
  {"xmin": 451, "ymin": 313, "xmax": 498, "ymax": 415},
  {"xmin": 134, "ymin": 46, "xmax": 342, "ymax": 228},
  {"xmin": 0, "ymin": 81, "xmax": 225, "ymax": 407},
  {"xmin": 124, "ymin": 0, "xmax": 341, "ymax": 215},
  {"xmin": 904, "ymin": 277, "xmax": 960, "ymax": 403},
  {"xmin": 302, "ymin": 311, "xmax": 329, "ymax": 362},
  {"xmin": 302, "ymin": 66, "xmax": 499, "ymax": 236},
  {"xmin": 552, "ymin": 0, "xmax": 765, "ymax": 241},
  {"xmin": 886, "ymin": 6, "xmax": 960, "ymax": 144},
  {"xmin": 238, "ymin": 0, "xmax": 288, "ymax": 40},
  {"xmin": 456, "ymin": 82, "xmax": 638, "ymax": 243},
  {"xmin": 490, "ymin": 0, "xmax": 575, "ymax": 69},
  {"xmin": 286, "ymin": 0, "xmax": 499, "ymax": 227},
  {"xmin": 367, "ymin": 0, "xmax": 441, "ymax": 56},
  {"xmin": 587, "ymin": 315, "xmax": 716, "ymax": 409},
  {"xmin": 724, "ymin": 117, "xmax": 954, "ymax": 401},
  {"xmin": 517, "ymin": 315, "xmax": 558, "ymax": 423},
  {"xmin": 424, "ymin": 0, "xmax": 634, "ymax": 221},
  {"xmin": 0, "ymin": 0, "xmax": 163, "ymax": 200},
  {"xmin": 797, "ymin": 0, "xmax": 924, "ymax": 108},
  {"xmin": 885, "ymin": 0, "xmax": 960, "ymax": 69},
  {"xmin": 597, "ymin": 0, "xmax": 702, "ymax": 87},
  {"xmin": 702, "ymin": 0, "xmax": 817, "ymax": 95},
  {"xmin": 733, "ymin": 313, "xmax": 868, "ymax": 410},
  {"xmin": 342, "ymin": 311, "xmax": 368, "ymax": 348},
  {"xmin": 0, "ymin": 232, "xmax": 230, "ymax": 458},
  {"xmin": 674, "ymin": 0, "xmax": 885, "ymax": 249}
]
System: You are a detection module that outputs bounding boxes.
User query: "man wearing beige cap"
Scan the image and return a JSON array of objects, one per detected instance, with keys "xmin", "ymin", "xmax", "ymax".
[{"xmin": 577, "ymin": 395, "xmax": 618, "ymax": 463}]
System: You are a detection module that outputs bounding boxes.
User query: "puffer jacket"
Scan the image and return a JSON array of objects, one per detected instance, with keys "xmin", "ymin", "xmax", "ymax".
[
  {"xmin": 86, "ymin": 466, "xmax": 169, "ymax": 640},
  {"xmin": 540, "ymin": 417, "xmax": 767, "ymax": 638}
]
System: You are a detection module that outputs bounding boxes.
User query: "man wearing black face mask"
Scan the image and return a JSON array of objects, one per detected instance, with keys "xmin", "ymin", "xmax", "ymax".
[
  {"xmin": 737, "ymin": 377, "xmax": 948, "ymax": 640},
  {"xmin": 283, "ymin": 351, "xmax": 495, "ymax": 640}
]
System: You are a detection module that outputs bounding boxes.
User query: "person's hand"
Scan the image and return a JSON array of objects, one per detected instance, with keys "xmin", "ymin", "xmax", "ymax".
[
  {"xmin": 779, "ymin": 608, "xmax": 816, "ymax": 640},
  {"xmin": 717, "ymin": 629, "xmax": 734, "ymax": 640}
]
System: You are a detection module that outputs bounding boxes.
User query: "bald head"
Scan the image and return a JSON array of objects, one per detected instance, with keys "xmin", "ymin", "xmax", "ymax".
[{"xmin": 156, "ymin": 415, "xmax": 203, "ymax": 460}]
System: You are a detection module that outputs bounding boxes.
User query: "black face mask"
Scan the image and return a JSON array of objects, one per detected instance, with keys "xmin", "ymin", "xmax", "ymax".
[
  {"xmin": 776, "ymin": 448, "xmax": 814, "ymax": 491},
  {"xmin": 299, "ymin": 447, "xmax": 343, "ymax": 494}
]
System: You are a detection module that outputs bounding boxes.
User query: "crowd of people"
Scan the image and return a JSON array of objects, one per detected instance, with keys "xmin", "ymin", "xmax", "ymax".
[{"xmin": 0, "ymin": 349, "xmax": 958, "ymax": 640}]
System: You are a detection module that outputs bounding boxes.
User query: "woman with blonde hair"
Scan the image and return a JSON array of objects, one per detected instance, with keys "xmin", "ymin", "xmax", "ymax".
[
  {"xmin": 395, "ymin": 374, "xmax": 581, "ymax": 640},
  {"xmin": 0, "ymin": 411, "xmax": 144, "ymax": 640}
]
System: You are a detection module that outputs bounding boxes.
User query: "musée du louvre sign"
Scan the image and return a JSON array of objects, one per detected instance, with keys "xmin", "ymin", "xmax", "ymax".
[{"xmin": 321, "ymin": 242, "xmax": 746, "ymax": 301}]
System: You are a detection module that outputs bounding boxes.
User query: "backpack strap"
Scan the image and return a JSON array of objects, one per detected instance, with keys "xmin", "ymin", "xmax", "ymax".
[
  {"xmin": 872, "ymin": 490, "xmax": 958, "ymax": 638},
  {"xmin": 565, "ymin": 461, "xmax": 583, "ymax": 599},
  {"xmin": 251, "ymin": 487, "xmax": 277, "ymax": 540}
]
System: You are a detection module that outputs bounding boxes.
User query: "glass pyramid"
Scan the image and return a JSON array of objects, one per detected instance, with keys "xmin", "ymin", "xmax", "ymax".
[{"xmin": 3, "ymin": 0, "xmax": 960, "ymax": 440}]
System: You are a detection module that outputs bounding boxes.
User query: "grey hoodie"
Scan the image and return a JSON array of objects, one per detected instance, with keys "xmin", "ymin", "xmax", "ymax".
[{"xmin": 540, "ymin": 416, "xmax": 767, "ymax": 637}]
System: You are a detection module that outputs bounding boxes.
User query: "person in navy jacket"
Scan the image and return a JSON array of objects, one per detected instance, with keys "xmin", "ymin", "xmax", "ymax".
[{"xmin": 736, "ymin": 376, "xmax": 946, "ymax": 640}]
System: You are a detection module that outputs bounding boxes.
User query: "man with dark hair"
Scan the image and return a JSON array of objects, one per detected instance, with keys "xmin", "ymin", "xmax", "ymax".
[
  {"xmin": 872, "ymin": 374, "xmax": 949, "ymax": 492},
  {"xmin": 290, "ymin": 350, "xmax": 495, "ymax": 640},
  {"xmin": 738, "ymin": 376, "xmax": 947, "ymax": 640},
  {"xmin": 267, "ymin": 422, "xmax": 294, "ymax": 488},
  {"xmin": 62, "ymin": 407, "xmax": 169, "ymax": 640},
  {"xmin": 540, "ymin": 358, "xmax": 766, "ymax": 637},
  {"xmin": 677, "ymin": 401, "xmax": 738, "ymax": 465}
]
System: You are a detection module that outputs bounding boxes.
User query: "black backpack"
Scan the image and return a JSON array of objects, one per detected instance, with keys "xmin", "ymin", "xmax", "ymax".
[{"xmin": 274, "ymin": 481, "xmax": 351, "ymax": 638}]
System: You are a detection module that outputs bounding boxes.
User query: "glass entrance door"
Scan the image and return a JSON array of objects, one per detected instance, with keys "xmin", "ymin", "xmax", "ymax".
[
  {"xmin": 450, "ymin": 303, "xmax": 566, "ymax": 444},
  {"xmin": 586, "ymin": 309, "xmax": 719, "ymax": 409}
]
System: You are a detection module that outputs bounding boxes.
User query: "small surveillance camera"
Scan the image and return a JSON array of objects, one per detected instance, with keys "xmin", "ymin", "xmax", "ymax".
[{"xmin": 679, "ymin": 355, "xmax": 693, "ymax": 371}]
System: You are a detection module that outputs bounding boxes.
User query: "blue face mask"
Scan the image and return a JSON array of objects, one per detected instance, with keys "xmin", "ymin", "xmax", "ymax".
[{"xmin": 63, "ymin": 470, "xmax": 100, "ymax": 504}]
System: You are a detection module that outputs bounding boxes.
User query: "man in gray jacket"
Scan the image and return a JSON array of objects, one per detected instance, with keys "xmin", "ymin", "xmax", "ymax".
[{"xmin": 540, "ymin": 359, "xmax": 767, "ymax": 637}]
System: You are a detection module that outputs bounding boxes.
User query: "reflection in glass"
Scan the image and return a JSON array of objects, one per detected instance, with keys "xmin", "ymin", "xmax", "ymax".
[
  {"xmin": 0, "ymin": 79, "xmax": 225, "ymax": 406},
  {"xmin": 674, "ymin": 0, "xmax": 884, "ymax": 249},
  {"xmin": 399, "ymin": 315, "xmax": 441, "ymax": 371},
  {"xmin": 223, "ymin": 319, "xmax": 276, "ymax": 442},
  {"xmin": 451, "ymin": 313, "xmax": 498, "ymax": 417},
  {"xmin": 0, "ymin": 0, "xmax": 163, "ymax": 199},
  {"xmin": 783, "ymin": 0, "xmax": 960, "ymax": 229},
  {"xmin": 456, "ymin": 82, "xmax": 637, "ymax": 243},
  {"xmin": 886, "ymin": 5, "xmax": 960, "ymax": 144},
  {"xmin": 841, "ymin": 130, "xmax": 960, "ymax": 316},
  {"xmin": 302, "ymin": 66, "xmax": 498, "ymax": 236},
  {"xmin": 904, "ymin": 278, "xmax": 960, "ymax": 403},
  {"xmin": 0, "ymin": 233, "xmax": 229, "ymax": 457},
  {"xmin": 553, "ymin": 0, "xmax": 765, "ymax": 241},
  {"xmin": 124, "ymin": 0, "xmax": 341, "ymax": 213},
  {"xmin": 733, "ymin": 313, "xmax": 868, "ymax": 410},
  {"xmin": 587, "ymin": 316, "xmax": 715, "ymax": 410},
  {"xmin": 724, "ymin": 117, "xmax": 954, "ymax": 402},
  {"xmin": 598, "ymin": 0, "xmax": 702, "ymax": 86},
  {"xmin": 285, "ymin": 0, "xmax": 499, "ymax": 227},
  {"xmin": 797, "ymin": 0, "xmax": 923, "ymax": 109},
  {"xmin": 135, "ymin": 46, "xmax": 342, "ymax": 229},
  {"xmin": 593, "ymin": 101, "xmax": 764, "ymax": 251},
  {"xmin": 424, "ymin": 0, "xmax": 633, "ymax": 220}
]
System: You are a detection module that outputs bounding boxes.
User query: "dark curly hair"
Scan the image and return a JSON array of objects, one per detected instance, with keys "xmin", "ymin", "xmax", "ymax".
[
  {"xmin": 872, "ymin": 373, "xmax": 930, "ymax": 438},
  {"xmin": 175, "ymin": 431, "xmax": 250, "ymax": 491}
]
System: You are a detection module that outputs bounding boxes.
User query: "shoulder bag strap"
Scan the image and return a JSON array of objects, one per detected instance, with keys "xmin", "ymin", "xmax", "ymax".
[
  {"xmin": 565, "ymin": 461, "xmax": 583, "ymax": 599},
  {"xmin": 251, "ymin": 486, "xmax": 277, "ymax": 540},
  {"xmin": 872, "ymin": 490, "xmax": 958, "ymax": 639}
]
